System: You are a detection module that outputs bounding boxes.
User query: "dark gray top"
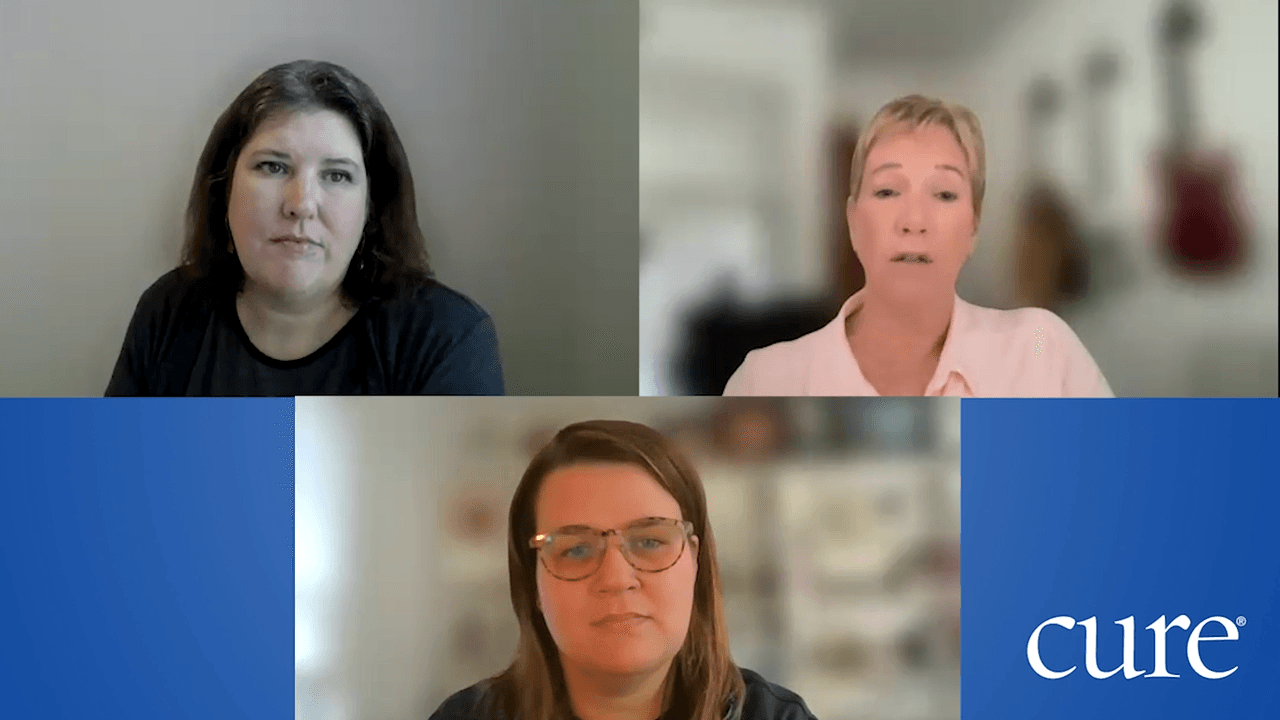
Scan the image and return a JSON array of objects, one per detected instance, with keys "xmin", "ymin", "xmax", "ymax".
[
  {"xmin": 105, "ymin": 268, "xmax": 503, "ymax": 396},
  {"xmin": 427, "ymin": 667, "xmax": 818, "ymax": 720}
]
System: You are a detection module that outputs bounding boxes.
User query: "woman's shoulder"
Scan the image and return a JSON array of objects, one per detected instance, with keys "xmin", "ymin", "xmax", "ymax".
[
  {"xmin": 138, "ymin": 266, "xmax": 207, "ymax": 301},
  {"xmin": 130, "ymin": 267, "xmax": 221, "ymax": 325},
  {"xmin": 960, "ymin": 298, "xmax": 1059, "ymax": 330},
  {"xmin": 957, "ymin": 299, "xmax": 1111, "ymax": 396},
  {"xmin": 427, "ymin": 678, "xmax": 503, "ymax": 720},
  {"xmin": 738, "ymin": 667, "xmax": 818, "ymax": 720},
  {"xmin": 957, "ymin": 299, "xmax": 1084, "ymax": 347},
  {"xmin": 746, "ymin": 327, "xmax": 827, "ymax": 363},
  {"xmin": 723, "ymin": 325, "xmax": 830, "ymax": 396},
  {"xmin": 370, "ymin": 279, "xmax": 493, "ymax": 331}
]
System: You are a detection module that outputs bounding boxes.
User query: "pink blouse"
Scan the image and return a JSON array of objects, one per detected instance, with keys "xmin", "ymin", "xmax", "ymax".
[{"xmin": 723, "ymin": 291, "xmax": 1113, "ymax": 397}]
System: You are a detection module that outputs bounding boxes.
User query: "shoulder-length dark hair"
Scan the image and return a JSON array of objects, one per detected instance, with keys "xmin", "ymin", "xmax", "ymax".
[
  {"xmin": 490, "ymin": 420, "xmax": 746, "ymax": 720},
  {"xmin": 181, "ymin": 59, "xmax": 432, "ymax": 303}
]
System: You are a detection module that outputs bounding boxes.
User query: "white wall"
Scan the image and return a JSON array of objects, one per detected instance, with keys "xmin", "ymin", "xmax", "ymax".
[
  {"xmin": 952, "ymin": 0, "xmax": 1278, "ymax": 395},
  {"xmin": 296, "ymin": 399, "xmax": 358, "ymax": 720},
  {"xmin": 639, "ymin": 1, "xmax": 833, "ymax": 394},
  {"xmin": 0, "ymin": 0, "xmax": 638, "ymax": 396},
  {"xmin": 641, "ymin": 0, "xmax": 831, "ymax": 293},
  {"xmin": 296, "ymin": 396, "xmax": 466, "ymax": 720}
]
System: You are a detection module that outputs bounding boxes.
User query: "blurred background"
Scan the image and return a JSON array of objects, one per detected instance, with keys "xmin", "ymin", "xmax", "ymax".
[
  {"xmin": 297, "ymin": 396, "xmax": 960, "ymax": 720},
  {"xmin": 639, "ymin": 0, "xmax": 1278, "ymax": 397},
  {"xmin": 0, "ymin": 0, "xmax": 636, "ymax": 396}
]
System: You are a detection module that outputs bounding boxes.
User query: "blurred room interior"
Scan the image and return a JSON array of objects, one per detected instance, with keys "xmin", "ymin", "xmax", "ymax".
[
  {"xmin": 639, "ymin": 0, "xmax": 1278, "ymax": 397},
  {"xmin": 296, "ymin": 397, "xmax": 960, "ymax": 720}
]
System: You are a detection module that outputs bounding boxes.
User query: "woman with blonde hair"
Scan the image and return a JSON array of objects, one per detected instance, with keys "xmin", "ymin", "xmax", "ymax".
[
  {"xmin": 429, "ymin": 420, "xmax": 816, "ymax": 720},
  {"xmin": 724, "ymin": 94, "xmax": 1110, "ymax": 397}
]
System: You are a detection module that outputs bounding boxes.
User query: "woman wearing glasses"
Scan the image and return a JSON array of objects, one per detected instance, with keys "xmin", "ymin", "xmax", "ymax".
[{"xmin": 429, "ymin": 420, "xmax": 816, "ymax": 720}]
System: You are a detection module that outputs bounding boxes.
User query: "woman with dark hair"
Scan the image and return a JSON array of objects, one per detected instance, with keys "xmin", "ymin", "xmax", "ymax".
[
  {"xmin": 106, "ymin": 60, "xmax": 503, "ymax": 395},
  {"xmin": 430, "ymin": 420, "xmax": 816, "ymax": 720}
]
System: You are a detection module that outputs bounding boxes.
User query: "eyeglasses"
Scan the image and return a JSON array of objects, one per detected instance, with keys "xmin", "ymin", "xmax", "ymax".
[{"xmin": 529, "ymin": 517, "xmax": 695, "ymax": 581}]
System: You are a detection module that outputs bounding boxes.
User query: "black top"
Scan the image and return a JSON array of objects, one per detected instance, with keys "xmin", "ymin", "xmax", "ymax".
[
  {"xmin": 105, "ymin": 268, "xmax": 504, "ymax": 396},
  {"xmin": 427, "ymin": 667, "xmax": 817, "ymax": 720}
]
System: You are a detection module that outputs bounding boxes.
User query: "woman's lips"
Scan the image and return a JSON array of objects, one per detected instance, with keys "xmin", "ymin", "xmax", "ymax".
[
  {"xmin": 269, "ymin": 237, "xmax": 317, "ymax": 256},
  {"xmin": 891, "ymin": 252, "xmax": 932, "ymax": 264},
  {"xmin": 593, "ymin": 613, "xmax": 650, "ymax": 629}
]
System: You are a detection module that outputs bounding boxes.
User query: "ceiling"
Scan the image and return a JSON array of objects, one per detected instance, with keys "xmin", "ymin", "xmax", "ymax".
[
  {"xmin": 687, "ymin": 0, "xmax": 1043, "ymax": 66},
  {"xmin": 835, "ymin": 0, "xmax": 1040, "ymax": 64}
]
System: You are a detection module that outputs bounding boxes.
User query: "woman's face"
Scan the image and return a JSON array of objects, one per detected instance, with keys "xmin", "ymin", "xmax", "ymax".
[
  {"xmin": 848, "ymin": 122, "xmax": 977, "ymax": 302},
  {"xmin": 226, "ymin": 109, "xmax": 369, "ymax": 302},
  {"xmin": 533, "ymin": 462, "xmax": 698, "ymax": 679}
]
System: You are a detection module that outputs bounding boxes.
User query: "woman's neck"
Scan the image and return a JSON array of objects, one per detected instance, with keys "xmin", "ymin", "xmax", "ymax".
[
  {"xmin": 847, "ymin": 286, "xmax": 954, "ymax": 363},
  {"xmin": 564, "ymin": 660, "xmax": 668, "ymax": 720},
  {"xmin": 235, "ymin": 284, "xmax": 356, "ymax": 361}
]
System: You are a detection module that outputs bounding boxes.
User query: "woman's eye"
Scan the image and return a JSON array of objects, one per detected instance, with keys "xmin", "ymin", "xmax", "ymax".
[
  {"xmin": 324, "ymin": 170, "xmax": 354, "ymax": 184},
  {"xmin": 257, "ymin": 161, "xmax": 286, "ymax": 175},
  {"xmin": 873, "ymin": 188, "xmax": 897, "ymax": 199},
  {"xmin": 634, "ymin": 537, "xmax": 667, "ymax": 550},
  {"xmin": 937, "ymin": 191, "xmax": 958, "ymax": 201}
]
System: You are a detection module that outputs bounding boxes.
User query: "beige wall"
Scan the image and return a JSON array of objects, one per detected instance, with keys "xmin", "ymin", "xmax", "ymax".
[{"xmin": 0, "ymin": 0, "xmax": 638, "ymax": 396}]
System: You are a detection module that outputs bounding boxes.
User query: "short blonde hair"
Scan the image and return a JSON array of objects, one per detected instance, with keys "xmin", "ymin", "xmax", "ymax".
[{"xmin": 849, "ymin": 94, "xmax": 987, "ymax": 221}]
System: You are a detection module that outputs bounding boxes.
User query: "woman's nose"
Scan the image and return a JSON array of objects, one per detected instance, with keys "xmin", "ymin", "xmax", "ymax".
[
  {"xmin": 898, "ymin": 198, "xmax": 928, "ymax": 234},
  {"xmin": 283, "ymin": 175, "xmax": 319, "ymax": 219},
  {"xmin": 593, "ymin": 540, "xmax": 639, "ymax": 590}
]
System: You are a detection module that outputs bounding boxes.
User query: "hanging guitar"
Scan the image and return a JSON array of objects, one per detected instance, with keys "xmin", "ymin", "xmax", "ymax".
[
  {"xmin": 1153, "ymin": 0, "xmax": 1248, "ymax": 277},
  {"xmin": 1013, "ymin": 76, "xmax": 1090, "ymax": 311}
]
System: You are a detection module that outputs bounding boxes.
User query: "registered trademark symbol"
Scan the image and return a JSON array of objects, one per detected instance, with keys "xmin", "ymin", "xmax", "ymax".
[{"xmin": 1237, "ymin": 616, "xmax": 1247, "ymax": 627}]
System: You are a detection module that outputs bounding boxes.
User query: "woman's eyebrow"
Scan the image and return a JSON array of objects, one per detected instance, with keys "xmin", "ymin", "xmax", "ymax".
[
  {"xmin": 548, "ymin": 517, "xmax": 669, "ymax": 533},
  {"xmin": 871, "ymin": 161, "xmax": 965, "ymax": 178},
  {"xmin": 550, "ymin": 524, "xmax": 594, "ymax": 534},
  {"xmin": 248, "ymin": 148, "xmax": 291, "ymax": 160},
  {"xmin": 626, "ymin": 516, "xmax": 668, "ymax": 528},
  {"xmin": 322, "ymin": 157, "xmax": 360, "ymax": 168},
  {"xmin": 247, "ymin": 148, "xmax": 361, "ymax": 167}
]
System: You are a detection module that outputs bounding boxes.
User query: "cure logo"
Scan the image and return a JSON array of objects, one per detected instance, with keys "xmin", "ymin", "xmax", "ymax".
[{"xmin": 1027, "ymin": 615, "xmax": 1244, "ymax": 679}]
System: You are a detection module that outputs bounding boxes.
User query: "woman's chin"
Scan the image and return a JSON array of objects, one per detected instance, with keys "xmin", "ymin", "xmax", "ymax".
[
  {"xmin": 246, "ymin": 268, "xmax": 332, "ymax": 299},
  {"xmin": 572, "ymin": 642, "xmax": 667, "ymax": 676},
  {"xmin": 872, "ymin": 269, "xmax": 956, "ymax": 299}
]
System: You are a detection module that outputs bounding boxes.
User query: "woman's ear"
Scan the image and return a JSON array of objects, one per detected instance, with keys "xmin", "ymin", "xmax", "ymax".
[
  {"xmin": 845, "ymin": 195, "xmax": 861, "ymax": 256},
  {"xmin": 964, "ymin": 213, "xmax": 980, "ymax": 260}
]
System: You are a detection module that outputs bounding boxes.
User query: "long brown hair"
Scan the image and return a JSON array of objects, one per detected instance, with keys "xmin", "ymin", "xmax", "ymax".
[
  {"xmin": 180, "ymin": 59, "xmax": 432, "ymax": 303},
  {"xmin": 488, "ymin": 420, "xmax": 745, "ymax": 720}
]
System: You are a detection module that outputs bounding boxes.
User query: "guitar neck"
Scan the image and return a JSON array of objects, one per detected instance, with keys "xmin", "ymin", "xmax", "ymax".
[
  {"xmin": 1164, "ymin": 46, "xmax": 1197, "ymax": 153},
  {"xmin": 1083, "ymin": 94, "xmax": 1109, "ymax": 203}
]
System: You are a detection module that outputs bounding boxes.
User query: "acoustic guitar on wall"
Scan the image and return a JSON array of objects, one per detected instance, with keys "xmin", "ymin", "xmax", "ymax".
[
  {"xmin": 1013, "ymin": 77, "xmax": 1090, "ymax": 311},
  {"xmin": 1153, "ymin": 0, "xmax": 1248, "ymax": 277}
]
